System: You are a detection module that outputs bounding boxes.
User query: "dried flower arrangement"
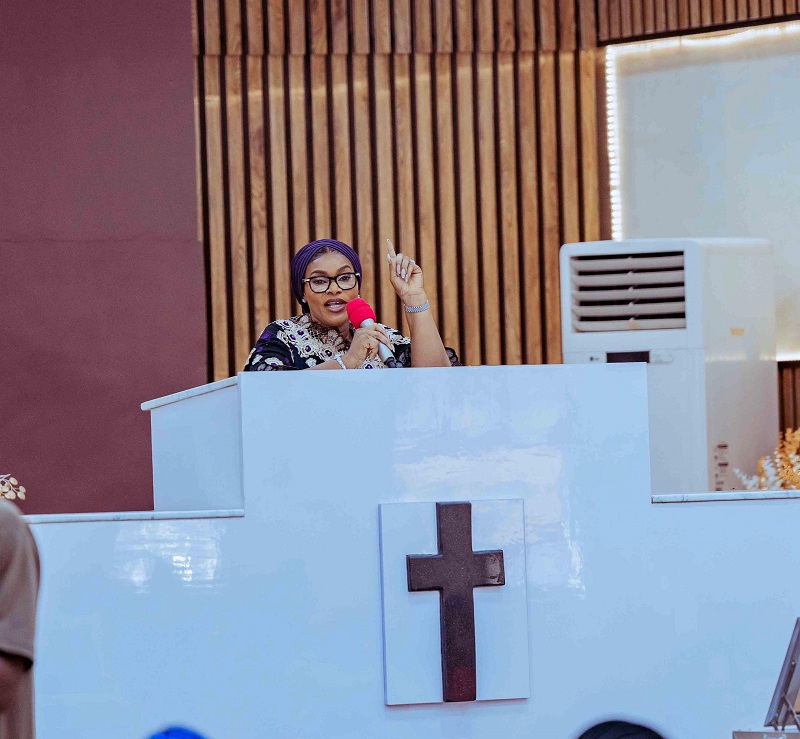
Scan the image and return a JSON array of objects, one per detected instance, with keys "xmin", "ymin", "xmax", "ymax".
[
  {"xmin": 0, "ymin": 474, "xmax": 26, "ymax": 501},
  {"xmin": 735, "ymin": 429, "xmax": 800, "ymax": 491}
]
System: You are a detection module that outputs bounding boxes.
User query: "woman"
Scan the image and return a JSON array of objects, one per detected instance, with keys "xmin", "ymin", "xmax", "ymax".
[{"xmin": 243, "ymin": 239, "xmax": 460, "ymax": 371}]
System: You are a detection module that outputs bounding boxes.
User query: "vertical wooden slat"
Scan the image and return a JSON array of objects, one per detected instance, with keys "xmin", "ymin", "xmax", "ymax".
[
  {"xmin": 204, "ymin": 57, "xmax": 229, "ymax": 379},
  {"xmin": 373, "ymin": 54, "xmax": 398, "ymax": 324},
  {"xmin": 598, "ymin": 0, "xmax": 610, "ymax": 41},
  {"xmin": 559, "ymin": 0, "xmax": 578, "ymax": 47},
  {"xmin": 679, "ymin": 0, "xmax": 692, "ymax": 27},
  {"xmin": 394, "ymin": 55, "xmax": 416, "ymax": 262},
  {"xmin": 621, "ymin": 0, "xmax": 634, "ymax": 36},
  {"xmin": 781, "ymin": 366, "xmax": 795, "ymax": 431},
  {"xmin": 786, "ymin": 0, "xmax": 797, "ymax": 14},
  {"xmin": 748, "ymin": 0, "xmax": 761, "ymax": 19},
  {"xmin": 559, "ymin": 52, "xmax": 580, "ymax": 248},
  {"xmin": 267, "ymin": 0, "xmax": 285, "ymax": 55},
  {"xmin": 689, "ymin": 0, "xmax": 702, "ymax": 25},
  {"xmin": 713, "ymin": 0, "xmax": 726, "ymax": 23},
  {"xmin": 310, "ymin": 0, "xmax": 329, "ymax": 54},
  {"xmin": 476, "ymin": 52, "xmax": 501, "ymax": 365},
  {"xmin": 517, "ymin": 52, "xmax": 542, "ymax": 364},
  {"xmin": 519, "ymin": 0, "xmax": 537, "ymax": 51},
  {"xmin": 456, "ymin": 0, "xmax": 474, "ymax": 51},
  {"xmin": 455, "ymin": 53, "xmax": 481, "ymax": 365},
  {"xmin": 435, "ymin": 54, "xmax": 461, "ymax": 354},
  {"xmin": 609, "ymin": 0, "xmax": 622, "ymax": 38},
  {"xmin": 667, "ymin": 0, "xmax": 680, "ymax": 29},
  {"xmin": 724, "ymin": 0, "xmax": 738, "ymax": 21},
  {"xmin": 656, "ymin": 0, "xmax": 668, "ymax": 30},
  {"xmin": 289, "ymin": 0, "xmax": 307, "ymax": 54},
  {"xmin": 701, "ymin": 0, "xmax": 714, "ymax": 24},
  {"xmin": 225, "ymin": 0, "xmax": 242, "ymax": 55},
  {"xmin": 225, "ymin": 56, "xmax": 250, "ymax": 368},
  {"xmin": 352, "ymin": 0, "xmax": 371, "ymax": 53},
  {"xmin": 498, "ymin": 0, "xmax": 516, "ymax": 51},
  {"xmin": 331, "ymin": 0, "xmax": 349, "ymax": 53},
  {"xmin": 579, "ymin": 50, "xmax": 600, "ymax": 243},
  {"xmin": 247, "ymin": 56, "xmax": 270, "ymax": 335},
  {"xmin": 267, "ymin": 56, "xmax": 292, "ymax": 319},
  {"xmin": 773, "ymin": 0, "xmax": 785, "ymax": 14},
  {"xmin": 330, "ymin": 56, "xmax": 353, "ymax": 245},
  {"xmin": 435, "ymin": 0, "xmax": 454, "ymax": 52},
  {"xmin": 477, "ymin": 0, "xmax": 494, "ymax": 51},
  {"xmin": 246, "ymin": 0, "xmax": 264, "ymax": 55},
  {"xmin": 497, "ymin": 52, "xmax": 521, "ymax": 365},
  {"xmin": 352, "ymin": 56, "xmax": 376, "ymax": 308},
  {"xmin": 394, "ymin": 0, "xmax": 413, "ymax": 52},
  {"xmin": 373, "ymin": 0, "xmax": 393, "ymax": 53},
  {"xmin": 204, "ymin": 0, "xmax": 222, "ymax": 55},
  {"xmin": 414, "ymin": 0, "xmax": 433, "ymax": 53},
  {"xmin": 310, "ymin": 56, "xmax": 331, "ymax": 237},
  {"xmin": 644, "ymin": 0, "xmax": 657, "ymax": 32},
  {"xmin": 632, "ymin": 0, "xmax": 645, "ymax": 35},
  {"xmin": 288, "ymin": 57, "xmax": 310, "ymax": 249},
  {"xmin": 538, "ymin": 53, "xmax": 561, "ymax": 363},
  {"xmin": 539, "ymin": 0, "xmax": 558, "ymax": 50},
  {"xmin": 736, "ymin": 0, "xmax": 749, "ymax": 19},
  {"xmin": 792, "ymin": 367, "xmax": 800, "ymax": 430},
  {"xmin": 760, "ymin": 0, "xmax": 772, "ymax": 16},
  {"xmin": 413, "ymin": 54, "xmax": 440, "ymax": 324}
]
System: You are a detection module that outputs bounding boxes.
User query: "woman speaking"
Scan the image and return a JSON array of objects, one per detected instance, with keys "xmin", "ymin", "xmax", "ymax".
[{"xmin": 243, "ymin": 239, "xmax": 460, "ymax": 371}]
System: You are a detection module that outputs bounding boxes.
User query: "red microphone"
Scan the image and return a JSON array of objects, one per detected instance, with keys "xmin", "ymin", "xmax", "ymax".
[{"xmin": 346, "ymin": 298, "xmax": 398, "ymax": 368}]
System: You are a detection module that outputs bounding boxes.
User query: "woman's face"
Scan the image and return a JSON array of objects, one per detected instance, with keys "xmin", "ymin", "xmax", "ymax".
[{"xmin": 303, "ymin": 251, "xmax": 359, "ymax": 329}]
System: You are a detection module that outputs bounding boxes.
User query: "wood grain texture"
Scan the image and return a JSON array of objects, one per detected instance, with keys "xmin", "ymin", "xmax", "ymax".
[
  {"xmin": 310, "ymin": 55, "xmax": 331, "ymax": 237},
  {"xmin": 246, "ymin": 56, "xmax": 270, "ymax": 338},
  {"xmin": 538, "ymin": 53, "xmax": 561, "ymax": 363},
  {"xmin": 288, "ymin": 56, "xmax": 310, "ymax": 248},
  {"xmin": 373, "ymin": 54, "xmax": 398, "ymax": 325},
  {"xmin": 224, "ymin": 56, "xmax": 251, "ymax": 369},
  {"xmin": 412, "ymin": 54, "xmax": 440, "ymax": 322},
  {"xmin": 476, "ymin": 52, "xmax": 501, "ymax": 365},
  {"xmin": 394, "ymin": 55, "xmax": 417, "ymax": 263},
  {"xmin": 435, "ymin": 54, "xmax": 460, "ymax": 352},
  {"xmin": 195, "ymin": 0, "xmax": 621, "ymax": 374},
  {"xmin": 497, "ymin": 52, "xmax": 522, "ymax": 364},
  {"xmin": 330, "ymin": 55, "xmax": 353, "ymax": 244},
  {"xmin": 455, "ymin": 53, "xmax": 481, "ymax": 365},
  {"xmin": 516, "ymin": 52, "xmax": 543, "ymax": 364},
  {"xmin": 203, "ymin": 57, "xmax": 229, "ymax": 379}
]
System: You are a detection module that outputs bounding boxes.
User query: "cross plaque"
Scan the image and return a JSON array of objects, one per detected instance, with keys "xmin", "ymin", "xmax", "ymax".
[{"xmin": 406, "ymin": 501, "xmax": 506, "ymax": 702}]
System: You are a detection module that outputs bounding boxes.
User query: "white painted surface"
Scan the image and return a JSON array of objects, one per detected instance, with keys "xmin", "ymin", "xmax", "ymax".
[
  {"xmin": 29, "ymin": 365, "xmax": 800, "ymax": 737},
  {"xmin": 611, "ymin": 29, "xmax": 800, "ymax": 356},
  {"xmin": 148, "ymin": 379, "xmax": 243, "ymax": 511},
  {"xmin": 379, "ymin": 499, "xmax": 529, "ymax": 705}
]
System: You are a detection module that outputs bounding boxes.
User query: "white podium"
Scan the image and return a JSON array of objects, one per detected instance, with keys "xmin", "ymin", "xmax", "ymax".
[{"xmin": 30, "ymin": 364, "xmax": 800, "ymax": 738}]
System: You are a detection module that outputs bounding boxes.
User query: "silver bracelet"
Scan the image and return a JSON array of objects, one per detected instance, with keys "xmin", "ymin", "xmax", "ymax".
[
  {"xmin": 404, "ymin": 300, "xmax": 430, "ymax": 314},
  {"xmin": 334, "ymin": 353, "xmax": 347, "ymax": 370}
]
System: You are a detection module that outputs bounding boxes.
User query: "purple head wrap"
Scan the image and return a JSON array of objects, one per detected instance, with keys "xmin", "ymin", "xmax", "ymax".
[{"xmin": 291, "ymin": 239, "xmax": 363, "ymax": 313}]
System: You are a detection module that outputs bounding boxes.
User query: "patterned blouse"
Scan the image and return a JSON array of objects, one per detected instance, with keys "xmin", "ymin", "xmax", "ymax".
[{"xmin": 243, "ymin": 314, "xmax": 461, "ymax": 371}]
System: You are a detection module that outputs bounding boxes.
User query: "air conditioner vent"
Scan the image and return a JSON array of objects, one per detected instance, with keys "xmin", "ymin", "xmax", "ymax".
[{"xmin": 570, "ymin": 250, "xmax": 686, "ymax": 332}]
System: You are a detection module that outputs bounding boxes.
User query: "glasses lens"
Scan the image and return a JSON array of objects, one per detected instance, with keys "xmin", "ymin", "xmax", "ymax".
[
  {"xmin": 336, "ymin": 273, "xmax": 357, "ymax": 290},
  {"xmin": 309, "ymin": 277, "xmax": 330, "ymax": 293}
]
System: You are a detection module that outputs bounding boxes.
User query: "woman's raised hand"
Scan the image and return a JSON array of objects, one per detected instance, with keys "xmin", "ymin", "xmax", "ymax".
[
  {"xmin": 387, "ymin": 239, "xmax": 425, "ymax": 305},
  {"xmin": 343, "ymin": 324, "xmax": 393, "ymax": 368}
]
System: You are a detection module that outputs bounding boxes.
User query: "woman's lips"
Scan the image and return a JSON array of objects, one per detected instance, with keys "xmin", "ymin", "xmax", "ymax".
[{"xmin": 325, "ymin": 299, "xmax": 346, "ymax": 313}]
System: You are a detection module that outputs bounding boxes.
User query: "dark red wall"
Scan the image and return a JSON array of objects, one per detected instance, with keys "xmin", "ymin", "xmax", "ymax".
[{"xmin": 1, "ymin": 1, "xmax": 207, "ymax": 514}]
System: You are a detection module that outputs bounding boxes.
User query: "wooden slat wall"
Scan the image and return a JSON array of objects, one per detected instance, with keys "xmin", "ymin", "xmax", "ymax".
[
  {"xmin": 598, "ymin": 0, "xmax": 800, "ymax": 42},
  {"xmin": 195, "ymin": 0, "xmax": 606, "ymax": 378}
]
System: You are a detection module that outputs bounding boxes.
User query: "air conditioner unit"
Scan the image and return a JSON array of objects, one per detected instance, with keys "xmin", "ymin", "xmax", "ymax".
[{"xmin": 560, "ymin": 238, "xmax": 778, "ymax": 495}]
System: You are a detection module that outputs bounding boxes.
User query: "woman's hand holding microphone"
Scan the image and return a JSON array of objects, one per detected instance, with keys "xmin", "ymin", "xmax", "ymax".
[{"xmin": 342, "ymin": 324, "xmax": 393, "ymax": 368}]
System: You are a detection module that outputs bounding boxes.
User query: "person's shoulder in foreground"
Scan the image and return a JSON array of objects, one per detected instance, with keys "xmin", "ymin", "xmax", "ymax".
[{"xmin": 0, "ymin": 499, "xmax": 40, "ymax": 739}]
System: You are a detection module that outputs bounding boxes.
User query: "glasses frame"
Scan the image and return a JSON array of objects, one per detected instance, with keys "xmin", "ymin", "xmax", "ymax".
[{"xmin": 302, "ymin": 272, "xmax": 360, "ymax": 294}]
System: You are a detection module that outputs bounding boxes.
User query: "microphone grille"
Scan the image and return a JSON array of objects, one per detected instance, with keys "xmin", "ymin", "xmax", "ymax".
[{"xmin": 346, "ymin": 298, "xmax": 377, "ymax": 328}]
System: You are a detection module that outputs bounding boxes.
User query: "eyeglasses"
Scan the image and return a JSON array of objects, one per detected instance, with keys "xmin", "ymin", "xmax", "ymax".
[{"xmin": 302, "ymin": 272, "xmax": 360, "ymax": 294}]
